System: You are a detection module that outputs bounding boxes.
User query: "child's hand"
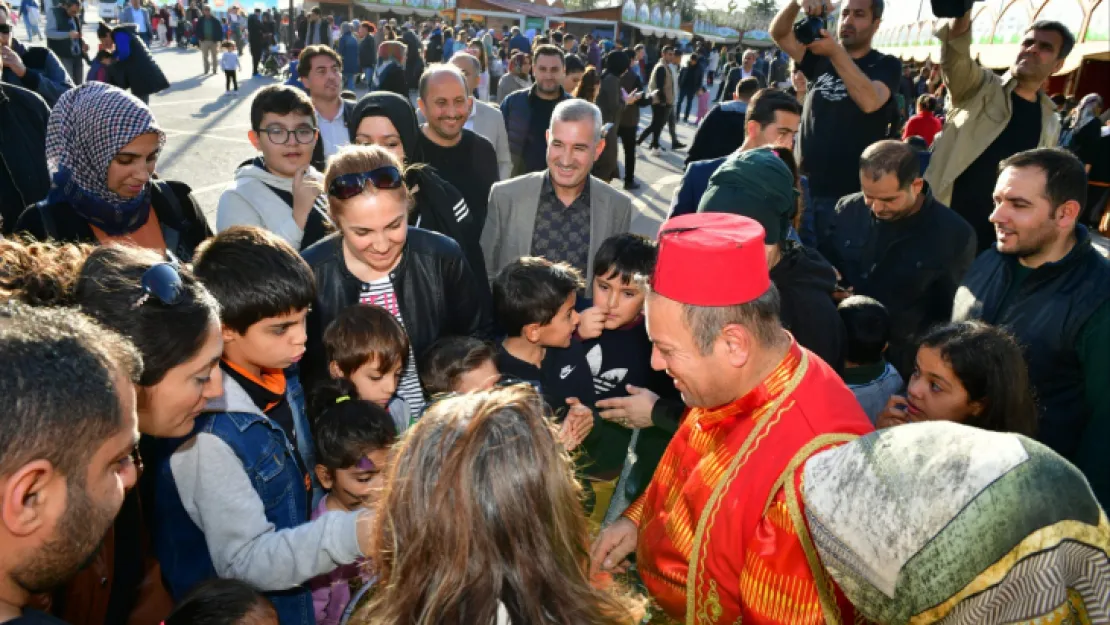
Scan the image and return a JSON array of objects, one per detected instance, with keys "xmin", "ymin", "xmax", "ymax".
[
  {"xmin": 876, "ymin": 395, "xmax": 912, "ymax": 429},
  {"xmin": 577, "ymin": 306, "xmax": 607, "ymax": 340},
  {"xmin": 560, "ymin": 398, "xmax": 594, "ymax": 450}
]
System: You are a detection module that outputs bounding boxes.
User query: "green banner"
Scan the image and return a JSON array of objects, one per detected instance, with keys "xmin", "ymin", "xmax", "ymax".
[{"xmin": 525, "ymin": 16, "xmax": 545, "ymax": 31}]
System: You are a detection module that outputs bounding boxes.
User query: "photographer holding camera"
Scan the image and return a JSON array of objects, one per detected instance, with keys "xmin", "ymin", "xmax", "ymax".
[
  {"xmin": 771, "ymin": 0, "xmax": 901, "ymax": 246},
  {"xmin": 924, "ymin": 8, "xmax": 1073, "ymax": 252}
]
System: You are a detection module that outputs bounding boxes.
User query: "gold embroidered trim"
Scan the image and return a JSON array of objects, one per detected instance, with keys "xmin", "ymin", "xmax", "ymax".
[
  {"xmin": 685, "ymin": 350, "xmax": 810, "ymax": 625},
  {"xmin": 780, "ymin": 434, "xmax": 861, "ymax": 625},
  {"xmin": 908, "ymin": 513, "xmax": 1110, "ymax": 625}
]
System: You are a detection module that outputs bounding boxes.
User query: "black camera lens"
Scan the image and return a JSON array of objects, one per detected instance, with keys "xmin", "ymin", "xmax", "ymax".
[{"xmin": 793, "ymin": 15, "xmax": 826, "ymax": 46}]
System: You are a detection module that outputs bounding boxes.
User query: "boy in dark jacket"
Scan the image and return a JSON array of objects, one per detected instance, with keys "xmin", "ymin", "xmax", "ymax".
[
  {"xmin": 576, "ymin": 234, "xmax": 678, "ymax": 526},
  {"xmin": 155, "ymin": 227, "xmax": 371, "ymax": 625}
]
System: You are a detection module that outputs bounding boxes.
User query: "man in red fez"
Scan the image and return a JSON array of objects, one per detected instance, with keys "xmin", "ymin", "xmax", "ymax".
[{"xmin": 591, "ymin": 212, "xmax": 873, "ymax": 624}]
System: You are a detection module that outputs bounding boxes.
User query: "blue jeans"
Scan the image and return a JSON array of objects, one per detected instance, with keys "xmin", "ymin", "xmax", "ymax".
[
  {"xmin": 343, "ymin": 73, "xmax": 356, "ymax": 90},
  {"xmin": 140, "ymin": 30, "xmax": 152, "ymax": 46},
  {"xmin": 801, "ymin": 195, "xmax": 838, "ymax": 249}
]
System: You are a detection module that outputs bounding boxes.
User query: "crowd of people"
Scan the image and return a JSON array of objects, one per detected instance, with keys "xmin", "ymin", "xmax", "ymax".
[{"xmin": 1, "ymin": 0, "xmax": 1110, "ymax": 623}]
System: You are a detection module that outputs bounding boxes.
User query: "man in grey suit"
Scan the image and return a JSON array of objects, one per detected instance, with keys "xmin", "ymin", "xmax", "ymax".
[
  {"xmin": 482, "ymin": 99, "xmax": 634, "ymax": 282},
  {"xmin": 415, "ymin": 53, "xmax": 512, "ymax": 180}
]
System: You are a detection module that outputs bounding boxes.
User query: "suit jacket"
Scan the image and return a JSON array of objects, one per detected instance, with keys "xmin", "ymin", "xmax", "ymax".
[
  {"xmin": 418, "ymin": 99, "xmax": 511, "ymax": 180},
  {"xmin": 481, "ymin": 171, "xmax": 633, "ymax": 282},
  {"xmin": 310, "ymin": 99, "xmax": 357, "ymax": 171},
  {"xmin": 718, "ymin": 66, "xmax": 766, "ymax": 102}
]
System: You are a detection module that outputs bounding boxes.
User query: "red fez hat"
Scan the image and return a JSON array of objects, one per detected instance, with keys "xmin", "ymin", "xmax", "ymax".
[{"xmin": 653, "ymin": 213, "xmax": 771, "ymax": 306}]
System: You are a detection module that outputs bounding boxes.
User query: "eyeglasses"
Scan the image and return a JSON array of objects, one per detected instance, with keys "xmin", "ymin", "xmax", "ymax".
[
  {"xmin": 259, "ymin": 125, "xmax": 317, "ymax": 145},
  {"xmin": 134, "ymin": 254, "xmax": 184, "ymax": 308},
  {"xmin": 327, "ymin": 166, "xmax": 404, "ymax": 200}
]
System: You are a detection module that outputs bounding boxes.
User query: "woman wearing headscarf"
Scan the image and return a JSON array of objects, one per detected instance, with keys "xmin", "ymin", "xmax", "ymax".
[
  {"xmin": 348, "ymin": 91, "xmax": 487, "ymax": 284},
  {"xmin": 15, "ymin": 82, "xmax": 211, "ymax": 261},
  {"xmin": 374, "ymin": 40, "xmax": 407, "ymax": 98},
  {"xmin": 592, "ymin": 50, "xmax": 633, "ymax": 183}
]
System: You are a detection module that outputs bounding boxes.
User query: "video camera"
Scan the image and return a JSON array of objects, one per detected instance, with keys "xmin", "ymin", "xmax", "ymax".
[{"xmin": 793, "ymin": 11, "xmax": 826, "ymax": 46}]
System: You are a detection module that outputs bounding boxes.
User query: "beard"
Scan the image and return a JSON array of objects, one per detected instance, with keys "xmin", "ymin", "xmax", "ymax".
[{"xmin": 11, "ymin": 480, "xmax": 119, "ymax": 594}]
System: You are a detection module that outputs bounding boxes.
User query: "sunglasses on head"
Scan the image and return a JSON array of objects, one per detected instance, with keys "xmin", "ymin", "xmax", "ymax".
[
  {"xmin": 327, "ymin": 166, "xmax": 404, "ymax": 200},
  {"xmin": 134, "ymin": 253, "xmax": 184, "ymax": 308}
]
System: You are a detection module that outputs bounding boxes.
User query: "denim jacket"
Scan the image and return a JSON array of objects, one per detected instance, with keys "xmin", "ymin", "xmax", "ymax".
[{"xmin": 154, "ymin": 370, "xmax": 361, "ymax": 625}]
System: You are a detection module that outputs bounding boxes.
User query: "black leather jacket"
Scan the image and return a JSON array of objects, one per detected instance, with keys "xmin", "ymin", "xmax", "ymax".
[{"xmin": 300, "ymin": 228, "xmax": 494, "ymax": 393}]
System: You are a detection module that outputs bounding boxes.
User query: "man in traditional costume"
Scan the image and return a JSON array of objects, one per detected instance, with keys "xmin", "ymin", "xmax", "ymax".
[{"xmin": 591, "ymin": 212, "xmax": 874, "ymax": 625}]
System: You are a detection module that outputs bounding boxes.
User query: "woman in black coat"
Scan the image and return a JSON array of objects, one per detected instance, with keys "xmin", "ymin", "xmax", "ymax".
[
  {"xmin": 15, "ymin": 83, "xmax": 211, "ymax": 261},
  {"xmin": 99, "ymin": 22, "xmax": 170, "ymax": 103}
]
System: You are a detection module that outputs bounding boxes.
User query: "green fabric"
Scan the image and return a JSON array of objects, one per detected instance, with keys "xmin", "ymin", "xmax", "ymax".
[
  {"xmin": 842, "ymin": 360, "xmax": 889, "ymax": 386},
  {"xmin": 1075, "ymin": 299, "xmax": 1110, "ymax": 509},
  {"xmin": 698, "ymin": 147, "xmax": 798, "ymax": 243}
]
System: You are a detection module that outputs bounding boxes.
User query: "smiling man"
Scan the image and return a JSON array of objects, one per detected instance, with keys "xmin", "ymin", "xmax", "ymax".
[
  {"xmin": 953, "ymin": 147, "xmax": 1110, "ymax": 509},
  {"xmin": 416, "ymin": 63, "xmax": 499, "ymax": 238},
  {"xmin": 500, "ymin": 44, "xmax": 571, "ymax": 176},
  {"xmin": 925, "ymin": 13, "xmax": 1074, "ymax": 252},
  {"xmin": 482, "ymin": 99, "xmax": 632, "ymax": 282}
]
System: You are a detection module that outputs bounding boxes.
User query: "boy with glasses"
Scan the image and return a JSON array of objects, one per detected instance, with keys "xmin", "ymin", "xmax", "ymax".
[{"xmin": 217, "ymin": 85, "xmax": 332, "ymax": 251}]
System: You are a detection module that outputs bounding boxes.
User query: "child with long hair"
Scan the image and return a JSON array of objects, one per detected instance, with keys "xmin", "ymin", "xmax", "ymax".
[
  {"xmin": 355, "ymin": 386, "xmax": 643, "ymax": 625},
  {"xmin": 877, "ymin": 320, "xmax": 1039, "ymax": 436},
  {"xmin": 308, "ymin": 382, "xmax": 398, "ymax": 625}
]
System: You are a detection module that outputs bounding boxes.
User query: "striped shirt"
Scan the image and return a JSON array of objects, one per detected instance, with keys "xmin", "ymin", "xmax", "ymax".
[{"xmin": 358, "ymin": 277, "xmax": 425, "ymax": 426}]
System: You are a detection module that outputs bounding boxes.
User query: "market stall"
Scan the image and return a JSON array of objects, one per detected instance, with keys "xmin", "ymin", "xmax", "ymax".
[
  {"xmin": 446, "ymin": 0, "xmax": 563, "ymax": 31},
  {"xmin": 551, "ymin": 5, "xmax": 621, "ymax": 42},
  {"xmin": 692, "ymin": 19, "xmax": 740, "ymax": 45},
  {"xmin": 620, "ymin": 0, "xmax": 692, "ymax": 43},
  {"xmin": 351, "ymin": 0, "xmax": 442, "ymax": 20}
]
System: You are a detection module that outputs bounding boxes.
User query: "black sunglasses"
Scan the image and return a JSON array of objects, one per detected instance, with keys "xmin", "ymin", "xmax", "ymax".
[
  {"xmin": 327, "ymin": 166, "xmax": 404, "ymax": 200},
  {"xmin": 134, "ymin": 254, "xmax": 184, "ymax": 308}
]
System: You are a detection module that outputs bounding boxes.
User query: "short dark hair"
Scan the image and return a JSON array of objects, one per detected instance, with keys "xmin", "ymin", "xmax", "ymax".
[
  {"xmin": 661, "ymin": 45, "xmax": 675, "ymax": 55},
  {"xmin": 324, "ymin": 305, "xmax": 410, "ymax": 378},
  {"xmin": 250, "ymin": 85, "xmax": 316, "ymax": 131},
  {"xmin": 191, "ymin": 226, "xmax": 316, "ymax": 335},
  {"xmin": 915, "ymin": 93, "xmax": 935, "ymax": 112},
  {"xmin": 76, "ymin": 246, "xmax": 221, "ymax": 387},
  {"xmin": 533, "ymin": 44, "xmax": 565, "ymax": 67},
  {"xmin": 999, "ymin": 147, "xmax": 1087, "ymax": 213},
  {"xmin": 736, "ymin": 77, "xmax": 760, "ymax": 99},
  {"xmin": 96, "ymin": 21, "xmax": 112, "ymax": 39},
  {"xmin": 1028, "ymin": 20, "xmax": 1075, "ymax": 59},
  {"xmin": 745, "ymin": 88, "xmax": 802, "ymax": 128},
  {"xmin": 310, "ymin": 381, "xmax": 397, "ymax": 470},
  {"xmin": 0, "ymin": 303, "xmax": 141, "ymax": 483},
  {"xmin": 860, "ymin": 139, "xmax": 921, "ymax": 189},
  {"xmin": 837, "ymin": 295, "xmax": 890, "ymax": 365},
  {"xmin": 565, "ymin": 53, "xmax": 585, "ymax": 74},
  {"xmin": 869, "ymin": 0, "xmax": 885, "ymax": 19},
  {"xmin": 298, "ymin": 44, "xmax": 342, "ymax": 77},
  {"xmin": 493, "ymin": 257, "xmax": 583, "ymax": 337},
  {"xmin": 421, "ymin": 336, "xmax": 497, "ymax": 396},
  {"xmin": 165, "ymin": 579, "xmax": 275, "ymax": 625},
  {"xmin": 593, "ymin": 233, "xmax": 657, "ymax": 286}
]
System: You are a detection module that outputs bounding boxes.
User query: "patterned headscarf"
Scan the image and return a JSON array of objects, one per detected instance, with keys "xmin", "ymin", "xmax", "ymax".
[{"xmin": 45, "ymin": 82, "xmax": 166, "ymax": 235}]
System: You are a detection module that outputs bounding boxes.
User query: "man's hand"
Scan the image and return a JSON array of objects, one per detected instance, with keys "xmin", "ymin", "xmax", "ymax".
[
  {"xmin": 876, "ymin": 395, "xmax": 912, "ymax": 429},
  {"xmin": 291, "ymin": 166, "xmax": 324, "ymax": 229},
  {"xmin": 799, "ymin": 0, "xmax": 834, "ymax": 17},
  {"xmin": 623, "ymin": 89, "xmax": 642, "ymax": 104},
  {"xmin": 596, "ymin": 384, "xmax": 659, "ymax": 429},
  {"xmin": 560, "ymin": 398, "xmax": 594, "ymax": 450},
  {"xmin": 577, "ymin": 306, "xmax": 607, "ymax": 340},
  {"xmin": 806, "ymin": 29, "xmax": 845, "ymax": 58},
  {"xmin": 0, "ymin": 46, "xmax": 26, "ymax": 77},
  {"xmin": 590, "ymin": 517, "xmax": 638, "ymax": 576}
]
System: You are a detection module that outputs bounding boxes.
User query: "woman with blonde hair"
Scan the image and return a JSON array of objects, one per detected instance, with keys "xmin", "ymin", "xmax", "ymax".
[
  {"xmin": 301, "ymin": 145, "xmax": 492, "ymax": 421},
  {"xmin": 356, "ymin": 385, "xmax": 643, "ymax": 625}
]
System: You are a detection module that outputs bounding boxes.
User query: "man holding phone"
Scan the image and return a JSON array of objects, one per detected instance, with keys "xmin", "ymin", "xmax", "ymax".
[
  {"xmin": 770, "ymin": 0, "xmax": 901, "ymax": 245},
  {"xmin": 0, "ymin": 4, "xmax": 73, "ymax": 106}
]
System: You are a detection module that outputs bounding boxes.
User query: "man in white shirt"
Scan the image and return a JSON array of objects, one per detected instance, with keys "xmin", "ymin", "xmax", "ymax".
[
  {"xmin": 298, "ymin": 45, "xmax": 354, "ymax": 169},
  {"xmin": 120, "ymin": 0, "xmax": 152, "ymax": 46}
]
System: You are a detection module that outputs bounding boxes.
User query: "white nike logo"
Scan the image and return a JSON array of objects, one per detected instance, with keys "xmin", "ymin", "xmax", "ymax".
[{"xmin": 560, "ymin": 365, "xmax": 575, "ymax": 380}]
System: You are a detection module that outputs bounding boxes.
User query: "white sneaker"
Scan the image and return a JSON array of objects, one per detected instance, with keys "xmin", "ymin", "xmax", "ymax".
[{"xmin": 650, "ymin": 148, "xmax": 661, "ymax": 155}]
